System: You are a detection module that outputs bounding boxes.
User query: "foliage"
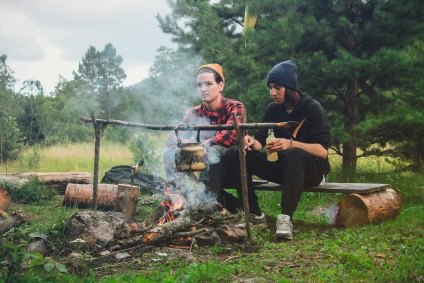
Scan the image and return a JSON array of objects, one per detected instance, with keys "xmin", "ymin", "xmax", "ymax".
[
  {"xmin": 0, "ymin": 55, "xmax": 22, "ymax": 163},
  {"xmin": 0, "ymin": 176, "xmax": 57, "ymax": 204},
  {"xmin": 157, "ymin": 0, "xmax": 424, "ymax": 178},
  {"xmin": 73, "ymin": 43, "xmax": 127, "ymax": 119}
]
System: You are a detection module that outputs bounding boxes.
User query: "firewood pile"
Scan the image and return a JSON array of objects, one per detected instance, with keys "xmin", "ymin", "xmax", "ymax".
[{"xmin": 65, "ymin": 195, "xmax": 246, "ymax": 255}]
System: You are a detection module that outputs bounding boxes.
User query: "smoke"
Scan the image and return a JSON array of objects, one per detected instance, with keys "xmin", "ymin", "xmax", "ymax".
[{"xmin": 181, "ymin": 178, "xmax": 217, "ymax": 210}]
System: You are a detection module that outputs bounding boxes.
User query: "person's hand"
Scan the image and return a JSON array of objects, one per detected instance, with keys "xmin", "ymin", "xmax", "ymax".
[
  {"xmin": 244, "ymin": 135, "xmax": 255, "ymax": 151},
  {"xmin": 266, "ymin": 138, "xmax": 292, "ymax": 151}
]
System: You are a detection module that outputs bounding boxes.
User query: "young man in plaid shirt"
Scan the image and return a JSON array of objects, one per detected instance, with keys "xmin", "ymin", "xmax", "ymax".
[{"xmin": 163, "ymin": 63, "xmax": 245, "ymax": 212}]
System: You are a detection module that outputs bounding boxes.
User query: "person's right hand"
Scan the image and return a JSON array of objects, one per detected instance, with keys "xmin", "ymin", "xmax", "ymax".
[{"xmin": 244, "ymin": 135, "xmax": 256, "ymax": 150}]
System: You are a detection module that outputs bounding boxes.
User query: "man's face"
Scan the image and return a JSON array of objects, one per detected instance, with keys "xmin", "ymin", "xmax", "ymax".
[
  {"xmin": 268, "ymin": 83, "xmax": 286, "ymax": 104},
  {"xmin": 196, "ymin": 72, "xmax": 224, "ymax": 103}
]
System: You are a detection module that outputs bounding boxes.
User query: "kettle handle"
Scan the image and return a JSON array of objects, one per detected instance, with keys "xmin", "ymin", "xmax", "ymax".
[
  {"xmin": 175, "ymin": 126, "xmax": 182, "ymax": 147},
  {"xmin": 196, "ymin": 129, "xmax": 200, "ymax": 143},
  {"xmin": 174, "ymin": 126, "xmax": 201, "ymax": 145}
]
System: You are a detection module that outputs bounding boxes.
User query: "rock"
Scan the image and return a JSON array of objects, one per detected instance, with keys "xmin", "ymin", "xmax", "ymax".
[
  {"xmin": 65, "ymin": 210, "xmax": 135, "ymax": 250},
  {"xmin": 194, "ymin": 228, "xmax": 221, "ymax": 246},
  {"xmin": 27, "ymin": 239, "xmax": 48, "ymax": 257},
  {"xmin": 216, "ymin": 224, "xmax": 245, "ymax": 243}
]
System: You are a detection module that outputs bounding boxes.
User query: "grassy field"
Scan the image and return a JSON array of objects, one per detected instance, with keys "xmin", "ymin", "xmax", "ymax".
[
  {"xmin": 1, "ymin": 143, "xmax": 423, "ymax": 282},
  {"xmin": 0, "ymin": 142, "xmax": 134, "ymax": 179}
]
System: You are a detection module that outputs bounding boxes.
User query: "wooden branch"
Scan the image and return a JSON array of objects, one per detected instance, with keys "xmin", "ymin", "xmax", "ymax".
[
  {"xmin": 80, "ymin": 117, "xmax": 298, "ymax": 131},
  {"xmin": 232, "ymin": 112, "xmax": 253, "ymax": 241}
]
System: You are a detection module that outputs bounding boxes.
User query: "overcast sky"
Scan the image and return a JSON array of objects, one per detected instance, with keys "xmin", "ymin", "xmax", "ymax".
[{"xmin": 0, "ymin": 0, "xmax": 175, "ymax": 94}]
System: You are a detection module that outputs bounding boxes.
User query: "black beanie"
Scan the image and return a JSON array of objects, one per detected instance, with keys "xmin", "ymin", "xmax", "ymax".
[{"xmin": 266, "ymin": 60, "xmax": 298, "ymax": 90}]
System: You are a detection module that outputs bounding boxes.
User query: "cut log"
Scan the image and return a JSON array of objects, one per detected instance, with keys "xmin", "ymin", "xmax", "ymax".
[
  {"xmin": 337, "ymin": 188, "xmax": 402, "ymax": 227},
  {"xmin": 63, "ymin": 184, "xmax": 119, "ymax": 209},
  {"xmin": 0, "ymin": 212, "xmax": 25, "ymax": 234},
  {"xmin": 0, "ymin": 188, "xmax": 11, "ymax": 210},
  {"xmin": 114, "ymin": 184, "xmax": 140, "ymax": 217},
  {"xmin": 20, "ymin": 172, "xmax": 92, "ymax": 194}
]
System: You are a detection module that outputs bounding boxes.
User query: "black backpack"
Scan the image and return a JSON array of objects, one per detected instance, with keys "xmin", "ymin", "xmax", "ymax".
[{"xmin": 101, "ymin": 165, "xmax": 166, "ymax": 195}]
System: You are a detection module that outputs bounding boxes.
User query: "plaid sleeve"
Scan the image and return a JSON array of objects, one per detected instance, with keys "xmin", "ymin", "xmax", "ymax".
[{"xmin": 203, "ymin": 100, "xmax": 245, "ymax": 147}]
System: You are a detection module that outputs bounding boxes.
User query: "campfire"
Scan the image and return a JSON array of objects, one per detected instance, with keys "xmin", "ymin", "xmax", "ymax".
[
  {"xmin": 138, "ymin": 180, "xmax": 240, "ymax": 246},
  {"xmin": 61, "ymin": 170, "xmax": 248, "ymax": 255},
  {"xmin": 155, "ymin": 186, "xmax": 184, "ymax": 226}
]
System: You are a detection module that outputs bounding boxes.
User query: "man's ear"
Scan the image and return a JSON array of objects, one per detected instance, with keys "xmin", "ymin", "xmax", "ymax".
[{"xmin": 219, "ymin": 81, "xmax": 225, "ymax": 91}]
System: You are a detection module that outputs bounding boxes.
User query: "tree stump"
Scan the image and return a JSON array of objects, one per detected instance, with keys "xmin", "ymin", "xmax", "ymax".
[
  {"xmin": 0, "ymin": 188, "xmax": 11, "ymax": 210},
  {"xmin": 338, "ymin": 188, "xmax": 402, "ymax": 227},
  {"xmin": 114, "ymin": 184, "xmax": 140, "ymax": 217}
]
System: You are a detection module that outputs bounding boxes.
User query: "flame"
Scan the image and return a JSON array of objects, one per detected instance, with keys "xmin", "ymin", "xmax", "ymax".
[{"xmin": 156, "ymin": 184, "xmax": 184, "ymax": 225}]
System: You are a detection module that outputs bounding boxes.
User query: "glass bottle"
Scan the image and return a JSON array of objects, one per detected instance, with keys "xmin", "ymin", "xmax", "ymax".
[{"xmin": 266, "ymin": 129, "xmax": 278, "ymax": 162}]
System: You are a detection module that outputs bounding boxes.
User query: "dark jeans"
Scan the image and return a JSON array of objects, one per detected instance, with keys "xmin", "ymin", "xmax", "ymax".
[{"xmin": 227, "ymin": 147, "xmax": 324, "ymax": 219}]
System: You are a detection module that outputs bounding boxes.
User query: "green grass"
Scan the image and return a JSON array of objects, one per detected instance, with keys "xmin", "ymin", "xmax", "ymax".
[
  {"xmin": 0, "ymin": 142, "xmax": 134, "ymax": 178},
  {"xmin": 1, "ymin": 143, "xmax": 423, "ymax": 283}
]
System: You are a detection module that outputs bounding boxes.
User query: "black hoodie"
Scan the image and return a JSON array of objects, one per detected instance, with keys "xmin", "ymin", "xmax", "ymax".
[{"xmin": 254, "ymin": 94, "xmax": 331, "ymax": 175}]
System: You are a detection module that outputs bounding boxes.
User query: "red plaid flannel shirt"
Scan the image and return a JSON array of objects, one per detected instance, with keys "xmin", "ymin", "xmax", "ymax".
[{"xmin": 166, "ymin": 97, "xmax": 245, "ymax": 148}]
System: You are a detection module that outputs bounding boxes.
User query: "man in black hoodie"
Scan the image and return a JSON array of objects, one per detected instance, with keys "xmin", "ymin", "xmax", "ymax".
[{"xmin": 228, "ymin": 60, "xmax": 331, "ymax": 240}]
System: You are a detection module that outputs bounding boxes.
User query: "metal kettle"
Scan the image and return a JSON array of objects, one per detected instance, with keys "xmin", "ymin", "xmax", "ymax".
[{"xmin": 174, "ymin": 128, "xmax": 207, "ymax": 172}]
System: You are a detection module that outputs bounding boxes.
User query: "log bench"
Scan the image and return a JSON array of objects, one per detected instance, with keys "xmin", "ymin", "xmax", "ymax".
[{"xmin": 249, "ymin": 180, "xmax": 402, "ymax": 227}]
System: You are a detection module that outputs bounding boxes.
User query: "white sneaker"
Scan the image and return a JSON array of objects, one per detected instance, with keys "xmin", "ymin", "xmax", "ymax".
[{"xmin": 275, "ymin": 214, "xmax": 293, "ymax": 240}]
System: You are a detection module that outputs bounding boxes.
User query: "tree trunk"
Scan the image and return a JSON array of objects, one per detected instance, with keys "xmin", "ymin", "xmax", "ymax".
[
  {"xmin": 342, "ymin": 80, "xmax": 359, "ymax": 181},
  {"xmin": 337, "ymin": 188, "xmax": 402, "ymax": 227}
]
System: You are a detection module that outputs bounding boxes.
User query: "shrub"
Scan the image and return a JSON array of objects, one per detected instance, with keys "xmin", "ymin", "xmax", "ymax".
[{"xmin": 0, "ymin": 176, "xmax": 56, "ymax": 204}]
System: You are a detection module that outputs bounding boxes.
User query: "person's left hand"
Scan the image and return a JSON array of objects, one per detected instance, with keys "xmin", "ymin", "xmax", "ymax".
[{"xmin": 266, "ymin": 138, "xmax": 292, "ymax": 151}]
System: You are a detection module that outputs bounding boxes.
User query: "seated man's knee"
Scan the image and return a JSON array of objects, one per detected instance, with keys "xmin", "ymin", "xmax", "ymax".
[{"xmin": 285, "ymin": 147, "xmax": 304, "ymax": 160}]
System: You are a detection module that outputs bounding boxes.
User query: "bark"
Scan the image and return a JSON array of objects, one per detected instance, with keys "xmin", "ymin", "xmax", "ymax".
[
  {"xmin": 80, "ymin": 117, "xmax": 300, "ymax": 131},
  {"xmin": 63, "ymin": 183, "xmax": 118, "ymax": 209},
  {"xmin": 337, "ymin": 188, "xmax": 402, "ymax": 227}
]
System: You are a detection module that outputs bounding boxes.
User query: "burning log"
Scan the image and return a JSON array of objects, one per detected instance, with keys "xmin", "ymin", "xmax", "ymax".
[
  {"xmin": 0, "ymin": 211, "xmax": 25, "ymax": 235},
  {"xmin": 142, "ymin": 193, "xmax": 184, "ymax": 226},
  {"xmin": 142, "ymin": 210, "xmax": 192, "ymax": 245}
]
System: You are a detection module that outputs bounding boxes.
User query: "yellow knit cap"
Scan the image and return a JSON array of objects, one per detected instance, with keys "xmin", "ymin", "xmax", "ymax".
[{"xmin": 197, "ymin": 63, "xmax": 225, "ymax": 82}]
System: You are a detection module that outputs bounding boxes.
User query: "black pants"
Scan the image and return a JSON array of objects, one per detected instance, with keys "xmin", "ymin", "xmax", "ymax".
[{"xmin": 227, "ymin": 147, "xmax": 324, "ymax": 218}]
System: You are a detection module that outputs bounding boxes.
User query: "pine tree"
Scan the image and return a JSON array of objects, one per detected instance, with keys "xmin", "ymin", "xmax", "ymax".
[
  {"xmin": 73, "ymin": 43, "xmax": 126, "ymax": 118},
  {"xmin": 158, "ymin": 0, "xmax": 424, "ymax": 178}
]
